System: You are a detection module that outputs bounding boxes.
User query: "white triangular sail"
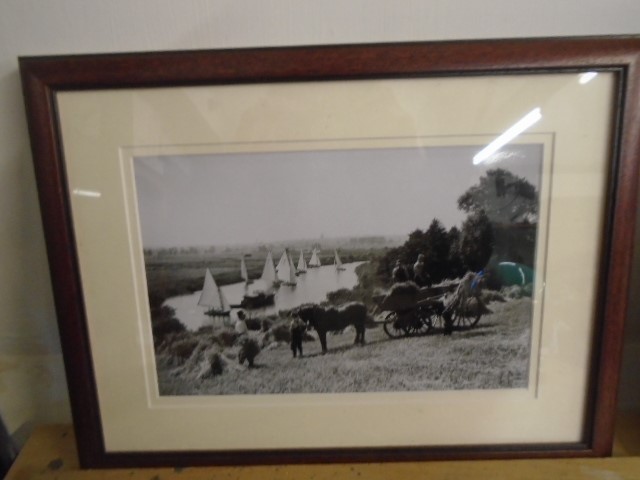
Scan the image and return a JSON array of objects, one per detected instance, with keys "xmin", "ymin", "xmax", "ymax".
[
  {"xmin": 276, "ymin": 251, "xmax": 288, "ymax": 278},
  {"xmin": 287, "ymin": 250, "xmax": 297, "ymax": 283},
  {"xmin": 334, "ymin": 249, "xmax": 345, "ymax": 270},
  {"xmin": 198, "ymin": 269, "xmax": 229, "ymax": 311},
  {"xmin": 219, "ymin": 287, "xmax": 230, "ymax": 311},
  {"xmin": 240, "ymin": 257, "xmax": 249, "ymax": 282},
  {"xmin": 276, "ymin": 249, "xmax": 297, "ymax": 285},
  {"xmin": 297, "ymin": 250, "xmax": 307, "ymax": 272},
  {"xmin": 308, "ymin": 249, "xmax": 321, "ymax": 267},
  {"xmin": 260, "ymin": 251, "xmax": 277, "ymax": 287}
]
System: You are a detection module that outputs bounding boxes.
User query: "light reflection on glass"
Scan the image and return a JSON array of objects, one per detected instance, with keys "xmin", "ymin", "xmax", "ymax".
[
  {"xmin": 72, "ymin": 188, "xmax": 102, "ymax": 198},
  {"xmin": 473, "ymin": 108, "xmax": 542, "ymax": 165},
  {"xmin": 579, "ymin": 72, "xmax": 598, "ymax": 84}
]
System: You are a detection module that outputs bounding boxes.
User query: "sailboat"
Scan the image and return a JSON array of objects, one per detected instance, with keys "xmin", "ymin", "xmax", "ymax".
[
  {"xmin": 276, "ymin": 248, "xmax": 297, "ymax": 286},
  {"xmin": 296, "ymin": 250, "xmax": 307, "ymax": 275},
  {"xmin": 334, "ymin": 249, "xmax": 346, "ymax": 271},
  {"xmin": 241, "ymin": 251, "xmax": 277, "ymax": 309},
  {"xmin": 261, "ymin": 250, "xmax": 278, "ymax": 287},
  {"xmin": 308, "ymin": 248, "xmax": 321, "ymax": 268},
  {"xmin": 198, "ymin": 268, "xmax": 231, "ymax": 317},
  {"xmin": 240, "ymin": 256, "xmax": 252, "ymax": 285}
]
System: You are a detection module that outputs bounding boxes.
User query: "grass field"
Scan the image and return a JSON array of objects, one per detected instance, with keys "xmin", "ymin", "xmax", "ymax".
[{"xmin": 156, "ymin": 297, "xmax": 532, "ymax": 395}]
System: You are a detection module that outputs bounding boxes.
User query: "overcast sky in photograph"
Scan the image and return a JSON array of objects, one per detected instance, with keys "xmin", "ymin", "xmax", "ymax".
[{"xmin": 133, "ymin": 144, "xmax": 542, "ymax": 248}]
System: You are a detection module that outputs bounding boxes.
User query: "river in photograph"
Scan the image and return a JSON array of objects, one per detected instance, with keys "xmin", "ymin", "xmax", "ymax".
[{"xmin": 163, "ymin": 261, "xmax": 366, "ymax": 330}]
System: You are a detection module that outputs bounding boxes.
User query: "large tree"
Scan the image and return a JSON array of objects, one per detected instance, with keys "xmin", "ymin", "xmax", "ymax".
[
  {"xmin": 447, "ymin": 226, "xmax": 465, "ymax": 278},
  {"xmin": 458, "ymin": 168, "xmax": 538, "ymax": 224},
  {"xmin": 422, "ymin": 219, "xmax": 451, "ymax": 283},
  {"xmin": 400, "ymin": 228, "xmax": 428, "ymax": 265},
  {"xmin": 379, "ymin": 219, "xmax": 461, "ymax": 284},
  {"xmin": 459, "ymin": 209, "xmax": 494, "ymax": 271}
]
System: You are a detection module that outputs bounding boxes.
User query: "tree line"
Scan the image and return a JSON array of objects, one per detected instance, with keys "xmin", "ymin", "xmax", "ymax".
[{"xmin": 378, "ymin": 168, "xmax": 538, "ymax": 285}]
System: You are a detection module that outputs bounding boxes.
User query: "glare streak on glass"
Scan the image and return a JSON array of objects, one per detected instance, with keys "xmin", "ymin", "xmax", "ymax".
[
  {"xmin": 72, "ymin": 188, "xmax": 102, "ymax": 198},
  {"xmin": 579, "ymin": 72, "xmax": 598, "ymax": 84},
  {"xmin": 473, "ymin": 108, "xmax": 542, "ymax": 165}
]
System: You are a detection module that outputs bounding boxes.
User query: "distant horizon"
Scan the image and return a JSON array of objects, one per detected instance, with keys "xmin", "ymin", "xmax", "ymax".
[
  {"xmin": 142, "ymin": 232, "xmax": 409, "ymax": 251},
  {"xmin": 134, "ymin": 144, "xmax": 542, "ymax": 249}
]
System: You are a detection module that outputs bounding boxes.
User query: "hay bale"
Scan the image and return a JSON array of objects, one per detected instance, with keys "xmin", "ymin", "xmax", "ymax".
[
  {"xmin": 502, "ymin": 285, "xmax": 523, "ymax": 299},
  {"xmin": 270, "ymin": 323, "xmax": 291, "ymax": 343},
  {"xmin": 170, "ymin": 343, "xmax": 226, "ymax": 381},
  {"xmin": 213, "ymin": 329, "xmax": 239, "ymax": 347},
  {"xmin": 522, "ymin": 283, "xmax": 534, "ymax": 297},
  {"xmin": 461, "ymin": 298, "xmax": 492, "ymax": 316},
  {"xmin": 388, "ymin": 281, "xmax": 420, "ymax": 296},
  {"xmin": 238, "ymin": 337, "xmax": 260, "ymax": 367},
  {"xmin": 208, "ymin": 352, "xmax": 224, "ymax": 376},
  {"xmin": 381, "ymin": 281, "xmax": 419, "ymax": 311},
  {"xmin": 194, "ymin": 356, "xmax": 220, "ymax": 381},
  {"xmin": 482, "ymin": 290, "xmax": 506, "ymax": 304},
  {"xmin": 168, "ymin": 337, "xmax": 199, "ymax": 361}
]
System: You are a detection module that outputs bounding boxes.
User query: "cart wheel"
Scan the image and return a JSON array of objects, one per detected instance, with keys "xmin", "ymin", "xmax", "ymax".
[
  {"xmin": 383, "ymin": 312, "xmax": 409, "ymax": 338},
  {"xmin": 452, "ymin": 298, "xmax": 482, "ymax": 329},
  {"xmin": 427, "ymin": 314, "xmax": 446, "ymax": 331},
  {"xmin": 413, "ymin": 306, "xmax": 434, "ymax": 335}
]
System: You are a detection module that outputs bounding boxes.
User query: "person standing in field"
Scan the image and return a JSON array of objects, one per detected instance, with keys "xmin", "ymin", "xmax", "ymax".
[
  {"xmin": 289, "ymin": 316, "xmax": 306, "ymax": 358},
  {"xmin": 234, "ymin": 310, "xmax": 248, "ymax": 336}
]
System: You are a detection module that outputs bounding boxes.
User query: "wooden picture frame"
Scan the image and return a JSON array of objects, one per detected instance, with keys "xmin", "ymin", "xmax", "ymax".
[{"xmin": 19, "ymin": 36, "xmax": 640, "ymax": 468}]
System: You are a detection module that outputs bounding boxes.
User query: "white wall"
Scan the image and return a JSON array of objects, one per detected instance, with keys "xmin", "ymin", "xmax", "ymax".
[{"xmin": 1, "ymin": 0, "xmax": 639, "ymax": 444}]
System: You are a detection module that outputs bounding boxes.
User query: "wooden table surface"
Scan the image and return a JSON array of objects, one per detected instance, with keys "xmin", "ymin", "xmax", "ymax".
[{"xmin": 7, "ymin": 411, "xmax": 640, "ymax": 479}]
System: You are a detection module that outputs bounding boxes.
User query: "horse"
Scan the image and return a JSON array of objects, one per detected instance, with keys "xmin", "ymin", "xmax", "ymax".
[{"xmin": 294, "ymin": 302, "xmax": 367, "ymax": 353}]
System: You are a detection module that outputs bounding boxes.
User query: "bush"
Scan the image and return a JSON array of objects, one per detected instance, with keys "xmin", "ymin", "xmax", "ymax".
[
  {"xmin": 270, "ymin": 323, "xmax": 291, "ymax": 343},
  {"xmin": 245, "ymin": 318, "xmax": 262, "ymax": 331},
  {"xmin": 150, "ymin": 305, "xmax": 186, "ymax": 343},
  {"xmin": 326, "ymin": 288, "xmax": 359, "ymax": 304}
]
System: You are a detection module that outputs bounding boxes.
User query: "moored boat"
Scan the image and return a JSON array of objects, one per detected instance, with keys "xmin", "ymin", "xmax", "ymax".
[
  {"xmin": 240, "ymin": 256, "xmax": 252, "ymax": 285},
  {"xmin": 198, "ymin": 268, "xmax": 231, "ymax": 317},
  {"xmin": 308, "ymin": 248, "xmax": 321, "ymax": 268},
  {"xmin": 296, "ymin": 250, "xmax": 307, "ymax": 275},
  {"xmin": 276, "ymin": 248, "xmax": 297, "ymax": 286},
  {"xmin": 241, "ymin": 251, "xmax": 277, "ymax": 309}
]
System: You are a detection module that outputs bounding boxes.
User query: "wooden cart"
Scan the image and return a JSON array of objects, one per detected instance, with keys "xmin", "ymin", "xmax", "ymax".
[{"xmin": 374, "ymin": 283, "xmax": 486, "ymax": 338}]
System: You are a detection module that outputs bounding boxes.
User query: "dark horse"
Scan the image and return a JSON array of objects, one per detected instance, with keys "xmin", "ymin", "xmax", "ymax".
[{"xmin": 295, "ymin": 302, "xmax": 367, "ymax": 354}]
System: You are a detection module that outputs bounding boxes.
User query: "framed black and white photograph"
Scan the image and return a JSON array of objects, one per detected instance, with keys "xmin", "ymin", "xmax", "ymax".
[
  {"xmin": 20, "ymin": 37, "xmax": 640, "ymax": 467},
  {"xmin": 135, "ymin": 141, "xmax": 545, "ymax": 396}
]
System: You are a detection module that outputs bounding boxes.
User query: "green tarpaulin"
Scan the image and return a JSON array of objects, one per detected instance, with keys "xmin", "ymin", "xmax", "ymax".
[{"xmin": 496, "ymin": 262, "xmax": 534, "ymax": 286}]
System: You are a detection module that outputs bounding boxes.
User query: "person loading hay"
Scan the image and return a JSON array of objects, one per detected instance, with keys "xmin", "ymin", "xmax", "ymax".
[{"xmin": 442, "ymin": 271, "xmax": 486, "ymax": 335}]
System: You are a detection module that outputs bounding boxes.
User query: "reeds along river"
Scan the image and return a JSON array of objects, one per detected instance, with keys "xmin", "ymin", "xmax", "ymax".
[{"xmin": 163, "ymin": 261, "xmax": 366, "ymax": 330}]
